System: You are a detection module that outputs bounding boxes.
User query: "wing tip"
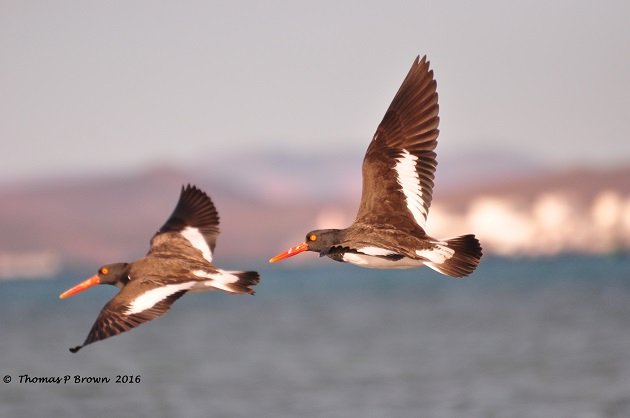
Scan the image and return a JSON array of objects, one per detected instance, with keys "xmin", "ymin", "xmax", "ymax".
[
  {"xmin": 162, "ymin": 184, "xmax": 220, "ymax": 234},
  {"xmin": 412, "ymin": 54, "xmax": 431, "ymax": 72},
  {"xmin": 180, "ymin": 184, "xmax": 213, "ymax": 207}
]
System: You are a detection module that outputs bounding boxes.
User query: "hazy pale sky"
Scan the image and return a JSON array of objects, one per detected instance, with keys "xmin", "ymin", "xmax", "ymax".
[{"xmin": 2, "ymin": 0, "xmax": 629, "ymax": 182}]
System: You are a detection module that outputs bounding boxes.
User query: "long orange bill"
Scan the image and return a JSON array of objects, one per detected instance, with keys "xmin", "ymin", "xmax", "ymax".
[
  {"xmin": 269, "ymin": 242, "xmax": 309, "ymax": 263},
  {"xmin": 59, "ymin": 275, "xmax": 101, "ymax": 299}
]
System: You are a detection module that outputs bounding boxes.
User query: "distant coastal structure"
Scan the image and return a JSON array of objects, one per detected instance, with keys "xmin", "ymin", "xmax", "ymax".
[
  {"xmin": 0, "ymin": 163, "xmax": 628, "ymax": 268},
  {"xmin": 427, "ymin": 189, "xmax": 630, "ymax": 257},
  {"xmin": 0, "ymin": 251, "xmax": 61, "ymax": 280}
]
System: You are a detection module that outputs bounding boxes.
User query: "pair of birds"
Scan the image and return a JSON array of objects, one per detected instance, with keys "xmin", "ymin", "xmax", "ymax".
[{"xmin": 60, "ymin": 56, "xmax": 482, "ymax": 352}]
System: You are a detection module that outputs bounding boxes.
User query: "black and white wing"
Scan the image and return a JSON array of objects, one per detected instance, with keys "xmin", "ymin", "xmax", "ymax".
[
  {"xmin": 68, "ymin": 279, "xmax": 193, "ymax": 352},
  {"xmin": 148, "ymin": 184, "xmax": 220, "ymax": 263},
  {"xmin": 355, "ymin": 56, "xmax": 439, "ymax": 234}
]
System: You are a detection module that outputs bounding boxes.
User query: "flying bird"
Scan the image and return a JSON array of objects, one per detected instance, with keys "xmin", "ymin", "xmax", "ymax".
[
  {"xmin": 269, "ymin": 56, "xmax": 482, "ymax": 277},
  {"xmin": 60, "ymin": 185, "xmax": 259, "ymax": 353}
]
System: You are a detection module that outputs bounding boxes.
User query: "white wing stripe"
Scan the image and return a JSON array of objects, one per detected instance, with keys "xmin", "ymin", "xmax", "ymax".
[
  {"xmin": 126, "ymin": 282, "xmax": 195, "ymax": 315},
  {"xmin": 181, "ymin": 226, "xmax": 213, "ymax": 263},
  {"xmin": 394, "ymin": 149, "xmax": 428, "ymax": 228}
]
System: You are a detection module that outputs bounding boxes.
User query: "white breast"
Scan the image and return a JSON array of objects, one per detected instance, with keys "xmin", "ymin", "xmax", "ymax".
[{"xmin": 341, "ymin": 252, "xmax": 424, "ymax": 269}]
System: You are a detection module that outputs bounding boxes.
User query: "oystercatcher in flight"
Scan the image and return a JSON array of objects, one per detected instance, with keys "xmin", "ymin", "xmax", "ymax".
[
  {"xmin": 60, "ymin": 185, "xmax": 259, "ymax": 353},
  {"xmin": 269, "ymin": 56, "xmax": 482, "ymax": 277}
]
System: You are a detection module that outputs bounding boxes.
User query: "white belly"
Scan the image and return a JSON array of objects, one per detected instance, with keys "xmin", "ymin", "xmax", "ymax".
[{"xmin": 341, "ymin": 252, "xmax": 425, "ymax": 269}]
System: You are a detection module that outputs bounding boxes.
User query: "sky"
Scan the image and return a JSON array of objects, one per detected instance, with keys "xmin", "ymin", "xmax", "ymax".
[{"xmin": 1, "ymin": 0, "xmax": 629, "ymax": 183}]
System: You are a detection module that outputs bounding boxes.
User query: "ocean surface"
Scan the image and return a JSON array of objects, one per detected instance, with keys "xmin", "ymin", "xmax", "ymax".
[{"xmin": 1, "ymin": 255, "xmax": 629, "ymax": 418}]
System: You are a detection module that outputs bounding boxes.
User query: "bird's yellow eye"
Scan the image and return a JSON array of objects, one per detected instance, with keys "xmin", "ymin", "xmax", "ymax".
[
  {"xmin": 100, "ymin": 267, "xmax": 109, "ymax": 275},
  {"xmin": 309, "ymin": 234, "xmax": 317, "ymax": 242}
]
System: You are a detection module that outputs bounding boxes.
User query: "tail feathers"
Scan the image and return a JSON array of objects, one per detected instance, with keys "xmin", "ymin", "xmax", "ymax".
[
  {"xmin": 194, "ymin": 269, "xmax": 260, "ymax": 294},
  {"xmin": 423, "ymin": 234, "xmax": 482, "ymax": 278},
  {"xmin": 227, "ymin": 271, "xmax": 260, "ymax": 295}
]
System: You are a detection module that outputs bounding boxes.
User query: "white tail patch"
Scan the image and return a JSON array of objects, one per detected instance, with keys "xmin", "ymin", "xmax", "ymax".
[
  {"xmin": 394, "ymin": 149, "xmax": 428, "ymax": 228},
  {"xmin": 192, "ymin": 269, "xmax": 241, "ymax": 293},
  {"xmin": 416, "ymin": 242, "xmax": 456, "ymax": 275},
  {"xmin": 416, "ymin": 243, "xmax": 455, "ymax": 264},
  {"xmin": 126, "ymin": 282, "xmax": 195, "ymax": 315},
  {"xmin": 181, "ymin": 226, "xmax": 213, "ymax": 263}
]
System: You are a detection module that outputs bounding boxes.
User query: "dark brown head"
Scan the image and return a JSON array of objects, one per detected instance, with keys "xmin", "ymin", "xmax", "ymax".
[
  {"xmin": 269, "ymin": 229, "xmax": 343, "ymax": 263},
  {"xmin": 59, "ymin": 263, "xmax": 130, "ymax": 299}
]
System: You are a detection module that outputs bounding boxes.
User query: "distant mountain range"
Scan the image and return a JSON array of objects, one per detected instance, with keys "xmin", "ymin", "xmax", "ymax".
[{"xmin": 1, "ymin": 150, "xmax": 628, "ymax": 278}]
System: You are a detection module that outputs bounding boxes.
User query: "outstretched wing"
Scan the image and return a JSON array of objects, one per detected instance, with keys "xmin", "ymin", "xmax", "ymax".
[
  {"xmin": 148, "ymin": 184, "xmax": 220, "ymax": 263},
  {"xmin": 355, "ymin": 56, "xmax": 439, "ymax": 234},
  {"xmin": 69, "ymin": 279, "xmax": 194, "ymax": 352}
]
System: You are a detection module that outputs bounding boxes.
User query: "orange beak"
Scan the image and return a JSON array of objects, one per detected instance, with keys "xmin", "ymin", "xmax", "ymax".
[
  {"xmin": 269, "ymin": 242, "xmax": 309, "ymax": 263},
  {"xmin": 59, "ymin": 275, "xmax": 101, "ymax": 299}
]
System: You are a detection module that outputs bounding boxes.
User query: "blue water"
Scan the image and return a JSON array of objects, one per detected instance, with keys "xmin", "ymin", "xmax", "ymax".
[{"xmin": 1, "ymin": 256, "xmax": 629, "ymax": 418}]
